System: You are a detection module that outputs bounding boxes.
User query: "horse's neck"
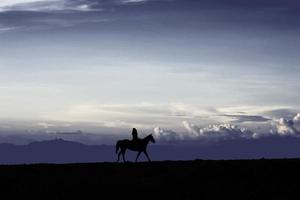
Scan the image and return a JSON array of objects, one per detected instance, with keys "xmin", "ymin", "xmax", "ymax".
[{"xmin": 143, "ymin": 136, "xmax": 150, "ymax": 144}]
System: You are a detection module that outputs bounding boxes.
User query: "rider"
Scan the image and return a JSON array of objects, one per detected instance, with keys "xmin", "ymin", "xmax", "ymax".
[{"xmin": 131, "ymin": 128, "xmax": 139, "ymax": 142}]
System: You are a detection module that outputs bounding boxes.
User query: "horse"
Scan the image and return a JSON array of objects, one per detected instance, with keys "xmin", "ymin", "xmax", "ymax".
[{"xmin": 115, "ymin": 134, "xmax": 155, "ymax": 162}]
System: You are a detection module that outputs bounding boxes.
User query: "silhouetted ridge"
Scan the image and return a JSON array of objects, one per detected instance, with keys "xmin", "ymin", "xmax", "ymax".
[
  {"xmin": 1, "ymin": 137, "xmax": 300, "ymax": 164},
  {"xmin": 0, "ymin": 139, "xmax": 114, "ymax": 164},
  {"xmin": 28, "ymin": 138, "xmax": 84, "ymax": 147}
]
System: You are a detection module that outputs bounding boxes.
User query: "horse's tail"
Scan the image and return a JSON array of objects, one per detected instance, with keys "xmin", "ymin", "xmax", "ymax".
[{"xmin": 115, "ymin": 141, "xmax": 120, "ymax": 154}]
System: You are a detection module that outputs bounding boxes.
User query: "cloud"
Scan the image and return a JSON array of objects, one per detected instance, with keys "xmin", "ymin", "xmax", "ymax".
[
  {"xmin": 272, "ymin": 113, "xmax": 300, "ymax": 135},
  {"xmin": 275, "ymin": 118, "xmax": 298, "ymax": 135},
  {"xmin": 153, "ymin": 127, "xmax": 182, "ymax": 142},
  {"xmin": 0, "ymin": 25, "xmax": 17, "ymax": 33},
  {"xmin": 42, "ymin": 103, "xmax": 220, "ymax": 129},
  {"xmin": 0, "ymin": 0, "xmax": 99, "ymax": 12},
  {"xmin": 222, "ymin": 114, "xmax": 270, "ymax": 123},
  {"xmin": 37, "ymin": 122, "xmax": 56, "ymax": 129},
  {"xmin": 182, "ymin": 121, "xmax": 255, "ymax": 140},
  {"xmin": 182, "ymin": 121, "xmax": 200, "ymax": 137},
  {"xmin": 120, "ymin": 0, "xmax": 148, "ymax": 4},
  {"xmin": 214, "ymin": 106, "xmax": 296, "ymax": 124},
  {"xmin": 29, "ymin": 18, "xmax": 111, "ymax": 29},
  {"xmin": 43, "ymin": 103, "xmax": 175, "ymax": 129},
  {"xmin": 169, "ymin": 103, "xmax": 217, "ymax": 118},
  {"xmin": 0, "ymin": 0, "xmax": 156, "ymax": 12},
  {"xmin": 0, "ymin": 0, "xmax": 49, "ymax": 7},
  {"xmin": 294, "ymin": 113, "xmax": 300, "ymax": 124},
  {"xmin": 43, "ymin": 103, "xmax": 297, "ymax": 139},
  {"xmin": 263, "ymin": 108, "xmax": 297, "ymax": 119},
  {"xmin": 46, "ymin": 130, "xmax": 83, "ymax": 135}
]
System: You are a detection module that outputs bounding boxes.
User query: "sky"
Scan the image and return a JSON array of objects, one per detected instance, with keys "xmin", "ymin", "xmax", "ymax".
[{"xmin": 0, "ymin": 0, "xmax": 299, "ymax": 144}]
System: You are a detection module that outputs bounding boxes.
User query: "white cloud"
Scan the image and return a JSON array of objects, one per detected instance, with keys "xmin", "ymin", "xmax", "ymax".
[
  {"xmin": 100, "ymin": 120, "xmax": 148, "ymax": 129},
  {"xmin": 42, "ymin": 103, "xmax": 173, "ymax": 129},
  {"xmin": 0, "ymin": 0, "xmax": 58, "ymax": 11},
  {"xmin": 0, "ymin": 25, "xmax": 17, "ymax": 33},
  {"xmin": 182, "ymin": 121, "xmax": 255, "ymax": 139},
  {"xmin": 275, "ymin": 118, "xmax": 297, "ymax": 135},
  {"xmin": 0, "ymin": 0, "xmax": 50, "ymax": 7},
  {"xmin": 37, "ymin": 122, "xmax": 56, "ymax": 129},
  {"xmin": 182, "ymin": 121, "xmax": 200, "ymax": 137},
  {"xmin": 0, "ymin": 0, "xmax": 152, "ymax": 12},
  {"xmin": 152, "ymin": 121, "xmax": 258, "ymax": 142},
  {"xmin": 153, "ymin": 127, "xmax": 182, "ymax": 142},
  {"xmin": 273, "ymin": 113, "xmax": 300, "ymax": 135},
  {"xmin": 42, "ymin": 102, "xmax": 219, "ymax": 128},
  {"xmin": 169, "ymin": 103, "xmax": 217, "ymax": 117},
  {"xmin": 294, "ymin": 113, "xmax": 300, "ymax": 123},
  {"xmin": 0, "ymin": 0, "xmax": 97, "ymax": 12}
]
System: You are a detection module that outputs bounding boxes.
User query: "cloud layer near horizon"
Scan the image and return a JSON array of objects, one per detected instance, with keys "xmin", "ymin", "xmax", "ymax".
[
  {"xmin": 153, "ymin": 113, "xmax": 300, "ymax": 142},
  {"xmin": 0, "ymin": 111, "xmax": 299, "ymax": 145}
]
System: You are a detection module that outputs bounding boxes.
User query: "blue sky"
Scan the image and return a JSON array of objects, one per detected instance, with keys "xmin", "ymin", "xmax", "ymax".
[{"xmin": 0, "ymin": 0, "xmax": 299, "ymax": 144}]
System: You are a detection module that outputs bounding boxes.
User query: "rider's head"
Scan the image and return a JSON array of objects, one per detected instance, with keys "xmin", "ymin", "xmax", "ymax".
[{"xmin": 132, "ymin": 128, "xmax": 138, "ymax": 139}]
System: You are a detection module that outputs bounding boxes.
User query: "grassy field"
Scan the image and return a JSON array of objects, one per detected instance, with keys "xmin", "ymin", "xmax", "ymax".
[{"xmin": 0, "ymin": 159, "xmax": 299, "ymax": 199}]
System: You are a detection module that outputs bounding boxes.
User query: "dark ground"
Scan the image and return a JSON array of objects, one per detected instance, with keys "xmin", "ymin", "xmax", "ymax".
[{"xmin": 0, "ymin": 159, "xmax": 299, "ymax": 199}]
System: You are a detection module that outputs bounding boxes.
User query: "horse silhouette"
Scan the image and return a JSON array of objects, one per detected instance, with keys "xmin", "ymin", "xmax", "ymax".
[{"xmin": 116, "ymin": 134, "xmax": 155, "ymax": 162}]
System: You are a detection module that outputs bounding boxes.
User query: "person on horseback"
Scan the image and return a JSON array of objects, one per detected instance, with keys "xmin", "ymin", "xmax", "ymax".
[
  {"xmin": 131, "ymin": 128, "xmax": 139, "ymax": 142},
  {"xmin": 116, "ymin": 131, "xmax": 155, "ymax": 162}
]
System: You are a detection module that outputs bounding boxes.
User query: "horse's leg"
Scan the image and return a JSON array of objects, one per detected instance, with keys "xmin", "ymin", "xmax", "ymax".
[
  {"xmin": 117, "ymin": 151, "xmax": 122, "ymax": 162},
  {"xmin": 143, "ymin": 150, "xmax": 151, "ymax": 162},
  {"xmin": 122, "ymin": 150, "xmax": 126, "ymax": 162},
  {"xmin": 135, "ymin": 151, "xmax": 142, "ymax": 162}
]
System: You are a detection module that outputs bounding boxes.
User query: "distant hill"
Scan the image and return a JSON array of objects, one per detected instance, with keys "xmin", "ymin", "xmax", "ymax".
[
  {"xmin": 0, "ymin": 139, "xmax": 114, "ymax": 164},
  {"xmin": 1, "ymin": 137, "xmax": 300, "ymax": 164}
]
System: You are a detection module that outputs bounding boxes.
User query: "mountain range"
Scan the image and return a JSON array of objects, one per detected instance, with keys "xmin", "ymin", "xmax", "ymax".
[{"xmin": 1, "ymin": 137, "xmax": 300, "ymax": 164}]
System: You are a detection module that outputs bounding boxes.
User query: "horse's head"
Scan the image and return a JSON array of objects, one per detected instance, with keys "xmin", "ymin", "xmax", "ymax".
[{"xmin": 148, "ymin": 134, "xmax": 156, "ymax": 143}]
